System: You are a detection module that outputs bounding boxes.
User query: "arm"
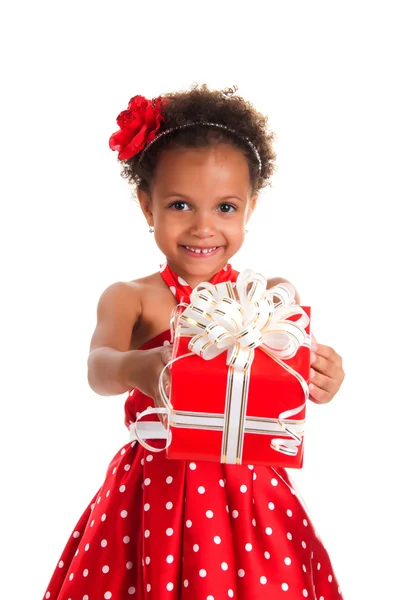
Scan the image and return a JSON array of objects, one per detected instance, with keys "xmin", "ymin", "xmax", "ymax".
[{"xmin": 87, "ymin": 282, "xmax": 145, "ymax": 396}]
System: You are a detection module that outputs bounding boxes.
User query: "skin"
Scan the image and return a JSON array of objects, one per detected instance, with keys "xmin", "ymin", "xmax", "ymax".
[{"xmin": 137, "ymin": 143, "xmax": 345, "ymax": 405}]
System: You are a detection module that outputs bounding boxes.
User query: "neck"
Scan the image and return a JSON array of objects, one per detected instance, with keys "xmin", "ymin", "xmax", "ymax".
[{"xmin": 166, "ymin": 260, "xmax": 228, "ymax": 289}]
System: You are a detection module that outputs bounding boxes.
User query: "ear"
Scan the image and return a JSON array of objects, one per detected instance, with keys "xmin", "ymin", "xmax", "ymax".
[
  {"xmin": 245, "ymin": 194, "xmax": 258, "ymax": 224},
  {"xmin": 137, "ymin": 189, "xmax": 154, "ymax": 227}
]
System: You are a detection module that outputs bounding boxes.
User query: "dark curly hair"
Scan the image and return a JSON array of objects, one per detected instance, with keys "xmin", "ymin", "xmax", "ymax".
[{"xmin": 119, "ymin": 84, "xmax": 277, "ymax": 196}]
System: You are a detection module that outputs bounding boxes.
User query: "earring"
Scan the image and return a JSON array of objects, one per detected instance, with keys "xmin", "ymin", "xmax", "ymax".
[
  {"xmin": 149, "ymin": 226, "xmax": 154, "ymax": 233},
  {"xmin": 245, "ymin": 229, "xmax": 249, "ymax": 234}
]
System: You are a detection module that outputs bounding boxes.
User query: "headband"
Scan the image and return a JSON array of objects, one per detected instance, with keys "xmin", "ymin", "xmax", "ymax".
[{"xmin": 109, "ymin": 95, "xmax": 262, "ymax": 172}]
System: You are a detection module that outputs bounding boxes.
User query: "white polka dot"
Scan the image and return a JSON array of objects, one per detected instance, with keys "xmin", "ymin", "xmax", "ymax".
[
  {"xmin": 198, "ymin": 486, "xmax": 205, "ymax": 494},
  {"xmin": 271, "ymin": 478, "xmax": 278, "ymax": 486},
  {"xmin": 193, "ymin": 544, "xmax": 199, "ymax": 552},
  {"xmin": 184, "ymin": 580, "xmax": 189, "ymax": 588},
  {"xmin": 112, "ymin": 467, "xmax": 117, "ymax": 475},
  {"xmin": 317, "ymin": 562, "xmax": 321, "ymax": 570},
  {"xmin": 226, "ymin": 505, "xmax": 229, "ymax": 512},
  {"xmin": 303, "ymin": 518, "xmax": 308, "ymax": 526},
  {"xmin": 178, "ymin": 276, "xmax": 189, "ymax": 286},
  {"xmin": 90, "ymin": 519, "xmax": 95, "ymax": 527},
  {"xmin": 119, "ymin": 485, "xmax": 126, "ymax": 493},
  {"xmin": 45, "ymin": 594, "xmax": 50, "ymax": 599},
  {"xmin": 121, "ymin": 510, "xmax": 128, "ymax": 518},
  {"xmin": 58, "ymin": 560, "xmax": 64, "ymax": 568},
  {"xmin": 166, "ymin": 501, "xmax": 173, "ymax": 510},
  {"xmin": 328, "ymin": 574, "xmax": 333, "ymax": 582},
  {"xmin": 144, "ymin": 503, "xmax": 150, "ymax": 512},
  {"xmin": 144, "ymin": 478, "xmax": 151, "ymax": 486},
  {"xmin": 287, "ymin": 532, "xmax": 293, "ymax": 540},
  {"xmin": 145, "ymin": 557, "xmax": 150, "ymax": 565},
  {"xmin": 238, "ymin": 569, "xmax": 245, "ymax": 577},
  {"xmin": 101, "ymin": 514, "xmax": 107, "ymax": 522},
  {"xmin": 228, "ymin": 591, "xmax": 234, "ymax": 598},
  {"xmin": 232, "ymin": 510, "xmax": 239, "ymax": 518},
  {"xmin": 199, "ymin": 569, "xmax": 207, "ymax": 577},
  {"xmin": 287, "ymin": 509, "xmax": 293, "ymax": 517},
  {"xmin": 189, "ymin": 461, "xmax": 197, "ymax": 470},
  {"xmin": 69, "ymin": 573, "xmax": 74, "ymax": 581},
  {"xmin": 214, "ymin": 535, "xmax": 221, "ymax": 544},
  {"xmin": 268, "ymin": 502, "xmax": 275, "ymax": 510},
  {"xmin": 245, "ymin": 543, "xmax": 252, "ymax": 551},
  {"xmin": 102, "ymin": 565, "xmax": 110, "ymax": 573},
  {"xmin": 83, "ymin": 596, "xmax": 89, "ymax": 600},
  {"xmin": 163, "ymin": 339, "xmax": 171, "ymax": 346},
  {"xmin": 72, "ymin": 531, "xmax": 80, "ymax": 538},
  {"xmin": 302, "ymin": 564, "xmax": 307, "ymax": 572},
  {"xmin": 247, "ymin": 464, "xmax": 254, "ymax": 470},
  {"xmin": 166, "ymin": 555, "xmax": 174, "ymax": 563},
  {"xmin": 303, "ymin": 591, "xmax": 308, "ymax": 598},
  {"xmin": 166, "ymin": 476, "xmax": 173, "ymax": 484},
  {"xmin": 160, "ymin": 262, "xmax": 167, "ymax": 272},
  {"xmin": 186, "ymin": 520, "xmax": 192, "ymax": 528},
  {"xmin": 83, "ymin": 569, "xmax": 89, "ymax": 577},
  {"xmin": 104, "ymin": 594, "xmax": 112, "ymax": 600},
  {"xmin": 128, "ymin": 587, "xmax": 136, "ymax": 595},
  {"xmin": 126, "ymin": 561, "xmax": 133, "ymax": 569},
  {"xmin": 282, "ymin": 583, "xmax": 289, "ymax": 591},
  {"xmin": 123, "ymin": 536, "xmax": 130, "ymax": 544},
  {"xmin": 240, "ymin": 484, "xmax": 247, "ymax": 493},
  {"xmin": 140, "ymin": 458, "xmax": 145, "ymax": 466},
  {"xmin": 253, "ymin": 472, "xmax": 257, "ymax": 480},
  {"xmin": 207, "ymin": 596, "xmax": 215, "ymax": 600},
  {"xmin": 252, "ymin": 518, "xmax": 256, "ymax": 526},
  {"xmin": 166, "ymin": 582, "xmax": 174, "ymax": 591},
  {"xmin": 302, "ymin": 541, "xmax": 307, "ymax": 548},
  {"xmin": 260, "ymin": 576, "xmax": 267, "ymax": 584},
  {"xmin": 124, "ymin": 464, "xmax": 131, "ymax": 471},
  {"xmin": 101, "ymin": 539, "xmax": 108, "ymax": 547},
  {"xmin": 166, "ymin": 528, "xmax": 174, "ymax": 536},
  {"xmin": 219, "ymin": 479, "xmax": 225, "ymax": 487},
  {"xmin": 219, "ymin": 561, "xmax": 228, "ymax": 570},
  {"xmin": 265, "ymin": 527, "xmax": 273, "ymax": 535},
  {"xmin": 144, "ymin": 529, "xmax": 150, "ymax": 538},
  {"xmin": 264, "ymin": 551, "xmax": 271, "ymax": 559},
  {"xmin": 121, "ymin": 448, "xmax": 126, "ymax": 455},
  {"xmin": 75, "ymin": 549, "xmax": 79, "ymax": 556},
  {"xmin": 284, "ymin": 557, "xmax": 292, "ymax": 566},
  {"xmin": 206, "ymin": 510, "xmax": 214, "ymax": 518},
  {"xmin": 170, "ymin": 286, "xmax": 176, "ymax": 296},
  {"xmin": 147, "ymin": 585, "xmax": 151, "ymax": 592},
  {"xmin": 85, "ymin": 543, "xmax": 90, "ymax": 551},
  {"xmin": 146, "ymin": 454, "xmax": 153, "ymax": 462}
]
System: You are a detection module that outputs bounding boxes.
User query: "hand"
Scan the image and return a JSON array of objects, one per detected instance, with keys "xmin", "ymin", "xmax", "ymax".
[
  {"xmin": 309, "ymin": 334, "xmax": 345, "ymax": 404},
  {"xmin": 129, "ymin": 344, "xmax": 173, "ymax": 411}
]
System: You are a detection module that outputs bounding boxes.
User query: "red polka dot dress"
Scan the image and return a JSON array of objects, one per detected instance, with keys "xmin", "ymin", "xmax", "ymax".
[{"xmin": 43, "ymin": 264, "xmax": 343, "ymax": 600}]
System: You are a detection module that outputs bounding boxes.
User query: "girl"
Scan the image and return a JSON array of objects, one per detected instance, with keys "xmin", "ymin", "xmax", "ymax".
[{"xmin": 43, "ymin": 85, "xmax": 345, "ymax": 600}]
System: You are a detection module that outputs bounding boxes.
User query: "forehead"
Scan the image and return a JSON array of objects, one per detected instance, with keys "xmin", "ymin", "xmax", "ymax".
[{"xmin": 151, "ymin": 144, "xmax": 252, "ymax": 196}]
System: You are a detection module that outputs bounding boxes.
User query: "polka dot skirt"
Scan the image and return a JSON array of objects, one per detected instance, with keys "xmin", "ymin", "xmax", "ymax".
[{"xmin": 42, "ymin": 265, "xmax": 343, "ymax": 599}]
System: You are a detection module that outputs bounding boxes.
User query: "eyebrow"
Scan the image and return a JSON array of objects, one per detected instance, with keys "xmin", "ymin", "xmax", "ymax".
[{"xmin": 164, "ymin": 193, "xmax": 243, "ymax": 202}]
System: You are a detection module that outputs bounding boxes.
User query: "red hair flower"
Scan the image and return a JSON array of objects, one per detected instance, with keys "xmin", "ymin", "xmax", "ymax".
[{"xmin": 109, "ymin": 95, "xmax": 165, "ymax": 161}]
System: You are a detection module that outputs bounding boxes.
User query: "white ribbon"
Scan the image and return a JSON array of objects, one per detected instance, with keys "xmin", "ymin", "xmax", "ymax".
[{"xmin": 130, "ymin": 269, "xmax": 311, "ymax": 464}]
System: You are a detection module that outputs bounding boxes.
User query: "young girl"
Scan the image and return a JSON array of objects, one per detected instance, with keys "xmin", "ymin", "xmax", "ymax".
[{"xmin": 43, "ymin": 85, "xmax": 345, "ymax": 600}]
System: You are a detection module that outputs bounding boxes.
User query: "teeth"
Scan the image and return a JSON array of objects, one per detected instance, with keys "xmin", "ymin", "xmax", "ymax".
[{"xmin": 185, "ymin": 246, "xmax": 217, "ymax": 254}]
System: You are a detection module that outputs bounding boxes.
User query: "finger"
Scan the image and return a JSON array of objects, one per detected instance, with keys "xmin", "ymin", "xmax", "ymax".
[
  {"xmin": 309, "ymin": 368, "xmax": 336, "ymax": 395},
  {"xmin": 314, "ymin": 344, "xmax": 341, "ymax": 365},
  {"xmin": 309, "ymin": 383, "xmax": 333, "ymax": 404},
  {"xmin": 310, "ymin": 353, "xmax": 341, "ymax": 379},
  {"xmin": 311, "ymin": 333, "xmax": 318, "ymax": 351}
]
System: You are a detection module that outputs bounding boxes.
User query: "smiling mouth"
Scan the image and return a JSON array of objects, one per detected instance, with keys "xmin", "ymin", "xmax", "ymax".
[{"xmin": 182, "ymin": 245, "xmax": 220, "ymax": 255}]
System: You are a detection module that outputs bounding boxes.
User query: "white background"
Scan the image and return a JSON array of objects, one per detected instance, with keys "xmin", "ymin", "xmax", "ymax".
[{"xmin": 1, "ymin": 1, "xmax": 397, "ymax": 599}]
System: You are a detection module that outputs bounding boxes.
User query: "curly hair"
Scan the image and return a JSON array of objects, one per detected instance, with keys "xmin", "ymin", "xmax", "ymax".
[{"xmin": 118, "ymin": 84, "xmax": 277, "ymax": 196}]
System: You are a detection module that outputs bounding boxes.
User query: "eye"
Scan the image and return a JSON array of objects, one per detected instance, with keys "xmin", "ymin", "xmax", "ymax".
[
  {"xmin": 169, "ymin": 201, "xmax": 189, "ymax": 211},
  {"xmin": 218, "ymin": 203, "xmax": 237, "ymax": 213}
]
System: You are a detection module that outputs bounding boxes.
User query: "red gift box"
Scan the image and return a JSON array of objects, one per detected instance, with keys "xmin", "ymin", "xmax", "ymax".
[{"xmin": 165, "ymin": 304, "xmax": 311, "ymax": 469}]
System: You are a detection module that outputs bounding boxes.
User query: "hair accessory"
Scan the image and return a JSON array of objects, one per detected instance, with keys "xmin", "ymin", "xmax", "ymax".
[
  {"xmin": 139, "ymin": 122, "xmax": 262, "ymax": 171},
  {"xmin": 109, "ymin": 95, "xmax": 262, "ymax": 172},
  {"xmin": 109, "ymin": 95, "xmax": 165, "ymax": 161}
]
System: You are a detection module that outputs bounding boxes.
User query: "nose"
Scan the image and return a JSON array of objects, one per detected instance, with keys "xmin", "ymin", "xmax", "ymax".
[{"xmin": 189, "ymin": 211, "xmax": 216, "ymax": 238}]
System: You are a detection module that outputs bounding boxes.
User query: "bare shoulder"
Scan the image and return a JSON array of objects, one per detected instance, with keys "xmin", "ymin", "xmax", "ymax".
[{"xmin": 267, "ymin": 277, "xmax": 300, "ymax": 304}]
